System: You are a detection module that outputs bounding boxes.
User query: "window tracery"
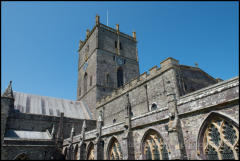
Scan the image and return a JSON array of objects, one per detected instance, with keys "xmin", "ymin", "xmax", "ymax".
[
  {"xmin": 142, "ymin": 130, "xmax": 169, "ymax": 160},
  {"xmin": 202, "ymin": 117, "xmax": 239, "ymax": 160},
  {"xmin": 109, "ymin": 138, "xmax": 123, "ymax": 160}
]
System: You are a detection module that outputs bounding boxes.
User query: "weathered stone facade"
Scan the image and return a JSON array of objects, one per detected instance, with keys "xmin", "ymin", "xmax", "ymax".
[{"xmin": 1, "ymin": 15, "xmax": 239, "ymax": 160}]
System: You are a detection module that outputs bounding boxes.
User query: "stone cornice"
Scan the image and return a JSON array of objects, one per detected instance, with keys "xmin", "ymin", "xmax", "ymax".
[{"xmin": 177, "ymin": 76, "xmax": 239, "ymax": 106}]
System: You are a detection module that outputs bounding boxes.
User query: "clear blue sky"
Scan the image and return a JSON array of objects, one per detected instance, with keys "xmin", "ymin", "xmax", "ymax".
[{"xmin": 1, "ymin": 1, "xmax": 239, "ymax": 100}]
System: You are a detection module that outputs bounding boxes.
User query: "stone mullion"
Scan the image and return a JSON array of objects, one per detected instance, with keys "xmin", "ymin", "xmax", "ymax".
[
  {"xmin": 206, "ymin": 136, "xmax": 222, "ymax": 160},
  {"xmin": 90, "ymin": 149, "xmax": 94, "ymax": 160},
  {"xmin": 151, "ymin": 135, "xmax": 163, "ymax": 160},
  {"xmin": 205, "ymin": 126, "xmax": 222, "ymax": 160},
  {"xmin": 115, "ymin": 142, "xmax": 122, "ymax": 159},
  {"xmin": 111, "ymin": 144, "xmax": 117, "ymax": 160},
  {"xmin": 147, "ymin": 139, "xmax": 155, "ymax": 160},
  {"xmin": 233, "ymin": 126, "xmax": 239, "ymax": 160},
  {"xmin": 220, "ymin": 121, "xmax": 238, "ymax": 160}
]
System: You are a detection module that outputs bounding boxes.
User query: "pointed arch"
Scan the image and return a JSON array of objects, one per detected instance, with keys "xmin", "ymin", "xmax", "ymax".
[
  {"xmin": 117, "ymin": 67, "xmax": 123, "ymax": 87},
  {"xmin": 107, "ymin": 136, "xmax": 123, "ymax": 160},
  {"xmin": 14, "ymin": 153, "xmax": 29, "ymax": 160},
  {"xmin": 197, "ymin": 112, "xmax": 239, "ymax": 160},
  {"xmin": 141, "ymin": 128, "xmax": 169, "ymax": 160},
  {"xmin": 87, "ymin": 142, "xmax": 94, "ymax": 160}
]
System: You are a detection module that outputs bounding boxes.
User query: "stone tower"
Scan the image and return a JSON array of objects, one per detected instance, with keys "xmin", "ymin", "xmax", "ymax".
[{"xmin": 77, "ymin": 15, "xmax": 140, "ymax": 119}]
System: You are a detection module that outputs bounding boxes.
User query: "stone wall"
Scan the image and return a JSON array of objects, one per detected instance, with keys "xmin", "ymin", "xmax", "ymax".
[
  {"xmin": 62, "ymin": 76, "xmax": 239, "ymax": 160},
  {"xmin": 6, "ymin": 112, "xmax": 96, "ymax": 139},
  {"xmin": 2, "ymin": 140, "xmax": 63, "ymax": 160}
]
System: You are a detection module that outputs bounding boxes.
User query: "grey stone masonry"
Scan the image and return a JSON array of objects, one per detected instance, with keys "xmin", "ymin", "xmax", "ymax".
[{"xmin": 77, "ymin": 16, "xmax": 139, "ymax": 119}]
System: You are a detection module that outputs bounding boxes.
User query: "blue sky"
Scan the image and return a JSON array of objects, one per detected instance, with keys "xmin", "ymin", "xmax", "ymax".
[{"xmin": 1, "ymin": 1, "xmax": 239, "ymax": 100}]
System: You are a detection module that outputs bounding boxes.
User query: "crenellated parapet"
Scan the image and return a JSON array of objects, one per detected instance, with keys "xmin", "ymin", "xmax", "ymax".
[
  {"xmin": 78, "ymin": 15, "xmax": 137, "ymax": 52},
  {"xmin": 96, "ymin": 57, "xmax": 180, "ymax": 108}
]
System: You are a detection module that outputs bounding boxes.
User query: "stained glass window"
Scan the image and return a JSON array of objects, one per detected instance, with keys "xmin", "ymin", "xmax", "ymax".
[
  {"xmin": 202, "ymin": 117, "xmax": 239, "ymax": 160},
  {"xmin": 109, "ymin": 138, "xmax": 123, "ymax": 160},
  {"xmin": 143, "ymin": 130, "xmax": 169, "ymax": 160}
]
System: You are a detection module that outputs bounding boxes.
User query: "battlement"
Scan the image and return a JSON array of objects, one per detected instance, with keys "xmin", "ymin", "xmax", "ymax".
[
  {"xmin": 96, "ymin": 57, "xmax": 179, "ymax": 108},
  {"xmin": 78, "ymin": 15, "xmax": 137, "ymax": 52}
]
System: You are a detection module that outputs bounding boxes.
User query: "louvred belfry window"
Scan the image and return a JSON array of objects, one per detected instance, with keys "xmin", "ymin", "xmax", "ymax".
[{"xmin": 202, "ymin": 117, "xmax": 239, "ymax": 160}]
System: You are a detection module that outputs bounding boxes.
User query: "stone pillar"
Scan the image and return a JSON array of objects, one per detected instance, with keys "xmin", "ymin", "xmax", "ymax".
[
  {"xmin": 79, "ymin": 120, "xmax": 86, "ymax": 160},
  {"xmin": 94, "ymin": 111, "xmax": 104, "ymax": 160},
  {"xmin": 95, "ymin": 14, "xmax": 100, "ymax": 25},
  {"xmin": 166, "ymin": 90, "xmax": 187, "ymax": 160},
  {"xmin": 122, "ymin": 93, "xmax": 135, "ymax": 160}
]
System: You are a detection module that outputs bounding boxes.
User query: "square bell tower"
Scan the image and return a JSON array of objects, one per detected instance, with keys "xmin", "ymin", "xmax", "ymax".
[{"xmin": 77, "ymin": 15, "xmax": 140, "ymax": 119}]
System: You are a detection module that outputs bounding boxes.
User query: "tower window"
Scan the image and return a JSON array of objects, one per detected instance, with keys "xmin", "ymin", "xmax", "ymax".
[
  {"xmin": 84, "ymin": 73, "xmax": 88, "ymax": 93},
  {"xmin": 115, "ymin": 41, "xmax": 122, "ymax": 49},
  {"xmin": 106, "ymin": 74, "xmax": 110, "ymax": 86},
  {"xmin": 117, "ymin": 67, "xmax": 123, "ymax": 87},
  {"xmin": 79, "ymin": 87, "xmax": 81, "ymax": 96}
]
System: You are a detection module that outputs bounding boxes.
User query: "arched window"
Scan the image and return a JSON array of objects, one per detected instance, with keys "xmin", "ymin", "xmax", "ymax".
[
  {"xmin": 142, "ymin": 129, "xmax": 169, "ymax": 160},
  {"xmin": 74, "ymin": 144, "xmax": 79, "ymax": 160},
  {"xmin": 87, "ymin": 142, "xmax": 94, "ymax": 160},
  {"xmin": 14, "ymin": 153, "xmax": 29, "ymax": 160},
  {"xmin": 108, "ymin": 137, "xmax": 123, "ymax": 160},
  {"xmin": 198, "ymin": 113, "xmax": 239, "ymax": 160},
  {"xmin": 84, "ymin": 73, "xmax": 88, "ymax": 93},
  {"xmin": 106, "ymin": 74, "xmax": 110, "ymax": 86},
  {"xmin": 117, "ymin": 67, "xmax": 123, "ymax": 88}
]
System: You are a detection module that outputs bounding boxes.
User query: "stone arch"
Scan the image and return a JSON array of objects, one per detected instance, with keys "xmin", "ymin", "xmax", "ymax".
[
  {"xmin": 86, "ymin": 142, "xmax": 94, "ymax": 160},
  {"xmin": 13, "ymin": 153, "xmax": 29, "ymax": 160},
  {"xmin": 107, "ymin": 136, "xmax": 123, "ymax": 160},
  {"xmin": 197, "ymin": 111, "xmax": 239, "ymax": 160},
  {"xmin": 141, "ymin": 128, "xmax": 169, "ymax": 160}
]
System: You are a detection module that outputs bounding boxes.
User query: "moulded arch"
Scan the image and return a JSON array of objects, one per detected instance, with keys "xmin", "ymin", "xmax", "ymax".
[
  {"xmin": 196, "ymin": 111, "xmax": 239, "ymax": 160},
  {"xmin": 140, "ymin": 128, "xmax": 169, "ymax": 160},
  {"xmin": 107, "ymin": 136, "xmax": 123, "ymax": 160}
]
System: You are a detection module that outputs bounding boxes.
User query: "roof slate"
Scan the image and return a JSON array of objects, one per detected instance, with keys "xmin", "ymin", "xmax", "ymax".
[{"xmin": 13, "ymin": 91, "xmax": 92, "ymax": 119}]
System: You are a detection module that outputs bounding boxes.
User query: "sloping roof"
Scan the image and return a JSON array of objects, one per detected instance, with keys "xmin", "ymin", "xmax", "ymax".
[
  {"xmin": 13, "ymin": 91, "xmax": 93, "ymax": 119},
  {"xmin": 5, "ymin": 129, "xmax": 51, "ymax": 140}
]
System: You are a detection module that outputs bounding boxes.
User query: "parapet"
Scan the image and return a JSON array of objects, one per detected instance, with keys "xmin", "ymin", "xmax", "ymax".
[
  {"xmin": 160, "ymin": 57, "xmax": 179, "ymax": 71},
  {"xmin": 96, "ymin": 57, "xmax": 180, "ymax": 108},
  {"xmin": 78, "ymin": 15, "xmax": 137, "ymax": 52}
]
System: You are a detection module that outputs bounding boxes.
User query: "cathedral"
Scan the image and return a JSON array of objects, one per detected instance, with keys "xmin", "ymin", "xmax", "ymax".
[{"xmin": 1, "ymin": 15, "xmax": 239, "ymax": 160}]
